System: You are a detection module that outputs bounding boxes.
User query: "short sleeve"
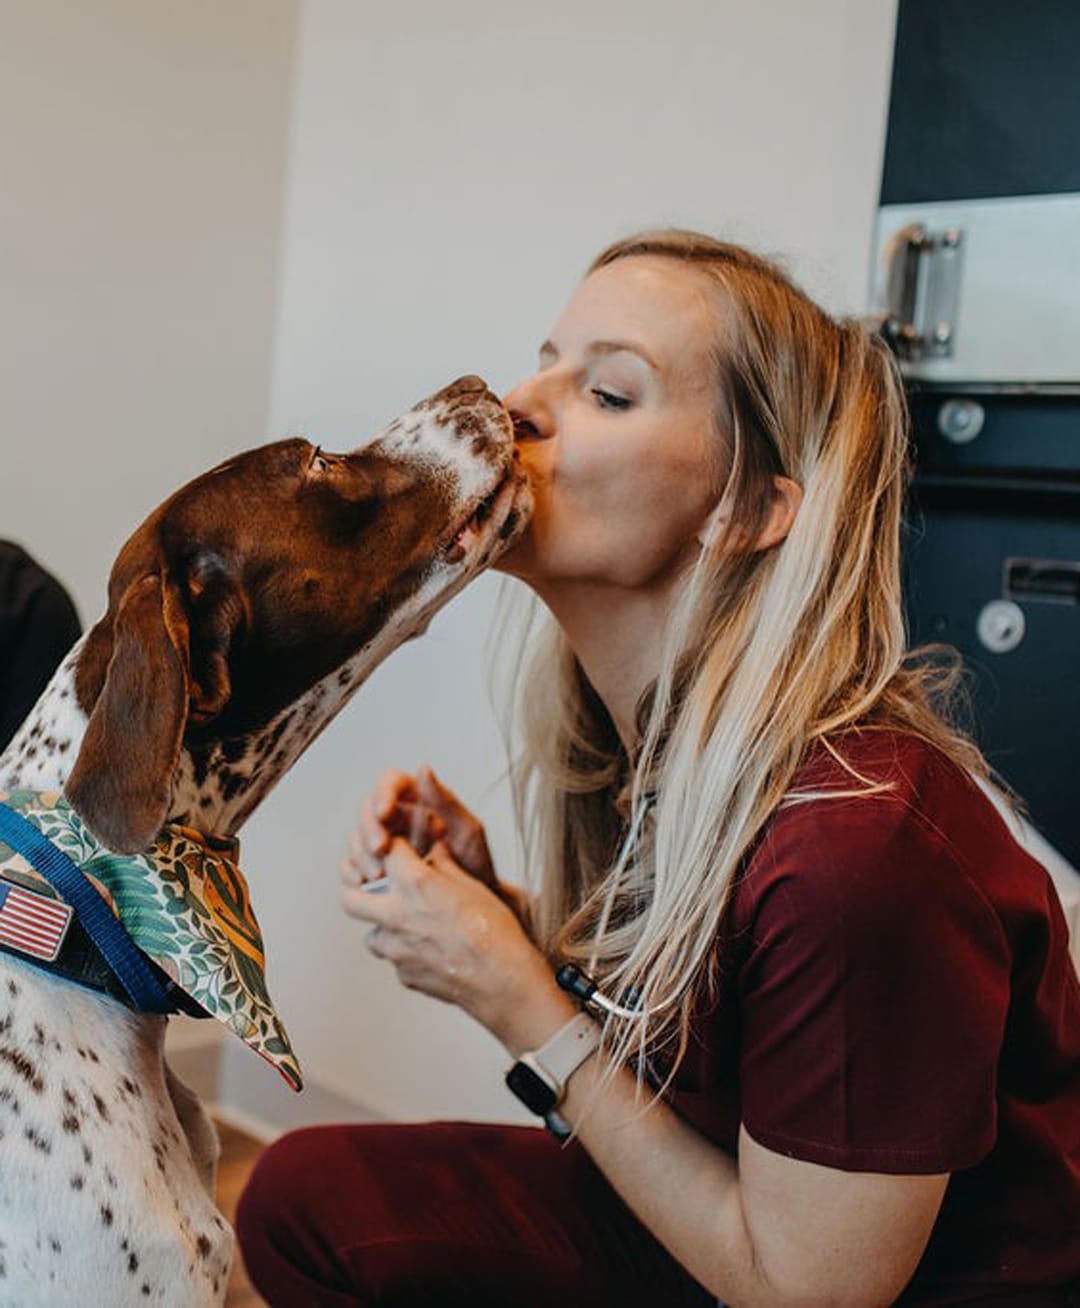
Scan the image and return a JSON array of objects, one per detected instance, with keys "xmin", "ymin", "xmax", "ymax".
[{"xmin": 735, "ymin": 790, "xmax": 1011, "ymax": 1174}]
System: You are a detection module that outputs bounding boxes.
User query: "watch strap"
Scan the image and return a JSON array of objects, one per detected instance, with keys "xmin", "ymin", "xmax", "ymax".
[{"xmin": 529, "ymin": 1011, "xmax": 600, "ymax": 1098}]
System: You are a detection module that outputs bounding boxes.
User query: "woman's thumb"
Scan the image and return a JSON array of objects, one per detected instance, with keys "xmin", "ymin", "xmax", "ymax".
[{"xmin": 418, "ymin": 765, "xmax": 454, "ymax": 810}]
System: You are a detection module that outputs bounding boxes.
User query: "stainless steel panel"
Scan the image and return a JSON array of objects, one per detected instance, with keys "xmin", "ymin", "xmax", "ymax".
[{"xmin": 871, "ymin": 194, "xmax": 1080, "ymax": 385}]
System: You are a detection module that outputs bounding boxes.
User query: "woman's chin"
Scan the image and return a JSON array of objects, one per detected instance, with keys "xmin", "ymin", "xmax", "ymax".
[{"xmin": 491, "ymin": 527, "xmax": 534, "ymax": 578}]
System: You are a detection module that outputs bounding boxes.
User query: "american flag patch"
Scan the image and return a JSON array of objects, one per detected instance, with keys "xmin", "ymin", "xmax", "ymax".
[{"xmin": 0, "ymin": 877, "xmax": 72, "ymax": 962}]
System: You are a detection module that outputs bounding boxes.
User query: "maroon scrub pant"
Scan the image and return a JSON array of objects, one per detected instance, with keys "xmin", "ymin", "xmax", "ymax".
[{"xmin": 236, "ymin": 1120, "xmax": 715, "ymax": 1307}]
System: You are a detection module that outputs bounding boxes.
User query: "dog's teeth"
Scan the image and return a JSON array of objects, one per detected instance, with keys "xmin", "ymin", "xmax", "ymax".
[{"xmin": 445, "ymin": 481, "xmax": 506, "ymax": 563}]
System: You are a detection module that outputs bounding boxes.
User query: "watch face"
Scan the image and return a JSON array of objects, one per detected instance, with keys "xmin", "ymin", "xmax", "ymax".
[{"xmin": 505, "ymin": 1060, "xmax": 558, "ymax": 1116}]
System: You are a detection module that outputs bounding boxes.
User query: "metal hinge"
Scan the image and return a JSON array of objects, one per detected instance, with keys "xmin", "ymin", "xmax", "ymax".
[{"xmin": 877, "ymin": 223, "xmax": 965, "ymax": 362}]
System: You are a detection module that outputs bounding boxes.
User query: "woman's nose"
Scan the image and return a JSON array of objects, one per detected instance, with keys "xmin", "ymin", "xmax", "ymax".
[{"xmin": 503, "ymin": 374, "xmax": 554, "ymax": 442}]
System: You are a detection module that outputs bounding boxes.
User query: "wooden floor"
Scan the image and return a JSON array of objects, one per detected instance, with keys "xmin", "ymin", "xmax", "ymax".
[{"xmin": 215, "ymin": 1119, "xmax": 269, "ymax": 1307}]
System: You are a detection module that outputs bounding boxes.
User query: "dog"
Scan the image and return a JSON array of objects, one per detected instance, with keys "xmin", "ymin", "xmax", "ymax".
[{"xmin": 0, "ymin": 375, "xmax": 531, "ymax": 1306}]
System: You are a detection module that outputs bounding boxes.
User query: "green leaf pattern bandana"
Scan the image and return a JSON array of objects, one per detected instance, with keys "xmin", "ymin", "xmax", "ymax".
[{"xmin": 0, "ymin": 789, "xmax": 301, "ymax": 1092}]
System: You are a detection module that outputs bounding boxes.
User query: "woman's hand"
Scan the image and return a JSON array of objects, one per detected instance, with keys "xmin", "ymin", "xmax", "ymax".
[
  {"xmin": 343, "ymin": 765, "xmax": 531, "ymax": 927},
  {"xmin": 340, "ymin": 767, "xmax": 562, "ymax": 1045},
  {"xmin": 344, "ymin": 765, "xmax": 496, "ymax": 887},
  {"xmin": 341, "ymin": 836, "xmax": 568, "ymax": 1049}
]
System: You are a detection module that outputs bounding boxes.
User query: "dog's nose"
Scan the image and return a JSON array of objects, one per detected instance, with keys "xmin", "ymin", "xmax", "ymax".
[
  {"xmin": 441, "ymin": 375, "xmax": 491, "ymax": 402},
  {"xmin": 431, "ymin": 376, "xmax": 511, "ymax": 446}
]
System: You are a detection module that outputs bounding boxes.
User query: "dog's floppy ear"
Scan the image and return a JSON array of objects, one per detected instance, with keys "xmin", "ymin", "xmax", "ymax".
[{"xmin": 65, "ymin": 573, "xmax": 191, "ymax": 854}]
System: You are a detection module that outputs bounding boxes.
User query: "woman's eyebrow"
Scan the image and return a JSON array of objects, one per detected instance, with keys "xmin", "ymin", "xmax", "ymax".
[{"xmin": 538, "ymin": 339, "xmax": 660, "ymax": 371}]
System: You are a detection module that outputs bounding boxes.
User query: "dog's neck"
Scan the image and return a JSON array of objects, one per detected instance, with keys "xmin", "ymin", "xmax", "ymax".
[
  {"xmin": 0, "ymin": 636, "xmax": 362, "ymax": 839},
  {"xmin": 0, "ymin": 562, "xmax": 457, "ymax": 844},
  {"xmin": 0, "ymin": 644, "xmax": 88, "ymax": 797}
]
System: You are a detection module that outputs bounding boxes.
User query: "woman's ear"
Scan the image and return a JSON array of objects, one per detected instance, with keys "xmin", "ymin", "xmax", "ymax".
[
  {"xmin": 695, "ymin": 476, "xmax": 803, "ymax": 554},
  {"xmin": 755, "ymin": 475, "xmax": 803, "ymax": 551}
]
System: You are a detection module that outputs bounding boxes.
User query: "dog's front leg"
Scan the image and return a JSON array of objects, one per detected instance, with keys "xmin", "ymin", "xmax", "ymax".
[{"xmin": 164, "ymin": 1058, "xmax": 222, "ymax": 1196}]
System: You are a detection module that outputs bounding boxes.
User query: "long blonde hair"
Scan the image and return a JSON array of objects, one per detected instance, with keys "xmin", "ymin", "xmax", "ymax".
[{"xmin": 496, "ymin": 230, "xmax": 986, "ymax": 1083}]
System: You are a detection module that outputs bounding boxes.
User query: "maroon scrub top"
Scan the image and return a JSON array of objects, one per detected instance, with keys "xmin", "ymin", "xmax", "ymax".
[{"xmin": 668, "ymin": 729, "xmax": 1080, "ymax": 1305}]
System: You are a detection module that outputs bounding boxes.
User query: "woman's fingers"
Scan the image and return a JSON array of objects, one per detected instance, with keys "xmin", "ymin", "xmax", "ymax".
[
  {"xmin": 417, "ymin": 767, "xmax": 496, "ymax": 883},
  {"xmin": 370, "ymin": 770, "xmax": 448, "ymax": 853},
  {"xmin": 342, "ymin": 837, "xmax": 424, "ymax": 919},
  {"xmin": 416, "ymin": 765, "xmax": 465, "ymax": 822},
  {"xmin": 359, "ymin": 795, "xmax": 391, "ymax": 856},
  {"xmin": 344, "ymin": 769, "xmax": 437, "ymax": 887},
  {"xmin": 343, "ymin": 836, "xmax": 426, "ymax": 910},
  {"xmin": 342, "ymin": 796, "xmax": 391, "ymax": 886},
  {"xmin": 341, "ymin": 836, "xmax": 528, "ymax": 1021},
  {"xmin": 374, "ymin": 768, "xmax": 419, "ymax": 822},
  {"xmin": 345, "ymin": 766, "xmax": 496, "ymax": 897},
  {"xmin": 407, "ymin": 801, "xmax": 446, "ymax": 854},
  {"xmin": 341, "ymin": 872, "xmax": 399, "ymax": 923}
]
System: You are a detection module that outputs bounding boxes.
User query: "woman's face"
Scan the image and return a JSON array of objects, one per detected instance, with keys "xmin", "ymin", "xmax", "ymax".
[{"xmin": 498, "ymin": 256, "xmax": 723, "ymax": 592}]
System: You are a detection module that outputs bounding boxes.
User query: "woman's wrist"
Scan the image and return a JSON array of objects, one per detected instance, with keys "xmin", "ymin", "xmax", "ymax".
[
  {"xmin": 480, "ymin": 943, "xmax": 579, "ymax": 1057},
  {"xmin": 491, "ymin": 880, "xmax": 534, "ymax": 936}
]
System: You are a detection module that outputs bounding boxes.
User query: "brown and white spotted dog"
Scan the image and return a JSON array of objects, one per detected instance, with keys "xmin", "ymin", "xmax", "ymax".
[{"xmin": 0, "ymin": 376, "xmax": 531, "ymax": 1307}]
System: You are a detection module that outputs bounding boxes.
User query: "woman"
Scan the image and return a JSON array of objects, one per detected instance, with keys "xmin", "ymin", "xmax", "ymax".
[{"xmin": 237, "ymin": 232, "xmax": 1080, "ymax": 1306}]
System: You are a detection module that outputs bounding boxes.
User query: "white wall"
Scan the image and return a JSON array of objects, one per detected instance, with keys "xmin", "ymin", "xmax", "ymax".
[
  {"xmin": 235, "ymin": 0, "xmax": 899, "ymax": 1126},
  {"xmin": 1, "ymin": 0, "xmax": 298, "ymax": 609}
]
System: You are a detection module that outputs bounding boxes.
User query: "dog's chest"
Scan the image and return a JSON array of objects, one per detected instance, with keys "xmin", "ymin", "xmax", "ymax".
[{"xmin": 0, "ymin": 961, "xmax": 231, "ymax": 1306}]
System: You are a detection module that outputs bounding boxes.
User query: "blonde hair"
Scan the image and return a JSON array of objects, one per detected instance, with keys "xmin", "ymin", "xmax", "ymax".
[{"xmin": 496, "ymin": 230, "xmax": 987, "ymax": 1086}]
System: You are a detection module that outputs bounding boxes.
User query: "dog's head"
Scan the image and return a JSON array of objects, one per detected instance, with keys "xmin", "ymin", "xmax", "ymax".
[{"xmin": 65, "ymin": 375, "xmax": 531, "ymax": 853}]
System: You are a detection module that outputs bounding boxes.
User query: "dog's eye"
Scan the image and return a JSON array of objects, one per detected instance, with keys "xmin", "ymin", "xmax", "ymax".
[{"xmin": 310, "ymin": 446, "xmax": 334, "ymax": 474}]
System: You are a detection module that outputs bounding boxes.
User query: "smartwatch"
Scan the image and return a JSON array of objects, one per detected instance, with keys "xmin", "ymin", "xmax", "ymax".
[{"xmin": 505, "ymin": 1012, "xmax": 600, "ymax": 1137}]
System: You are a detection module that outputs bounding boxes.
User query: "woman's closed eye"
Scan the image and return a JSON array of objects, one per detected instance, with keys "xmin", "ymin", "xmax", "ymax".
[{"xmin": 591, "ymin": 388, "xmax": 633, "ymax": 411}]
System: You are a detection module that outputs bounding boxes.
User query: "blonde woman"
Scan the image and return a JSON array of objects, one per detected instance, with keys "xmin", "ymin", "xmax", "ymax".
[{"xmin": 237, "ymin": 233, "xmax": 1080, "ymax": 1306}]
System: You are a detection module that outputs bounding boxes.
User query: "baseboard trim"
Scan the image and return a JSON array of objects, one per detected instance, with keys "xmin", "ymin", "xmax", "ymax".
[
  {"xmin": 209, "ymin": 1100, "xmax": 285, "ymax": 1145},
  {"xmin": 167, "ymin": 1033, "xmax": 382, "ymax": 1142},
  {"xmin": 217, "ymin": 1042, "xmax": 384, "ymax": 1141}
]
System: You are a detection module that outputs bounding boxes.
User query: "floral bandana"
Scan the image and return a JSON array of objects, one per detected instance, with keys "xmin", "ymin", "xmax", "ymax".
[{"xmin": 0, "ymin": 788, "xmax": 302, "ymax": 1092}]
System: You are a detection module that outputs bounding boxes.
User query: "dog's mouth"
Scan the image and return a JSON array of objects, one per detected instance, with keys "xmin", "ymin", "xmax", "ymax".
[
  {"xmin": 443, "ymin": 483, "xmax": 500, "ymax": 564},
  {"xmin": 441, "ymin": 460, "xmax": 529, "ymax": 567}
]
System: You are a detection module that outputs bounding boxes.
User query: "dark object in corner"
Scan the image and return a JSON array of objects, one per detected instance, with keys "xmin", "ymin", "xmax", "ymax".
[{"xmin": 0, "ymin": 541, "xmax": 81, "ymax": 752}]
